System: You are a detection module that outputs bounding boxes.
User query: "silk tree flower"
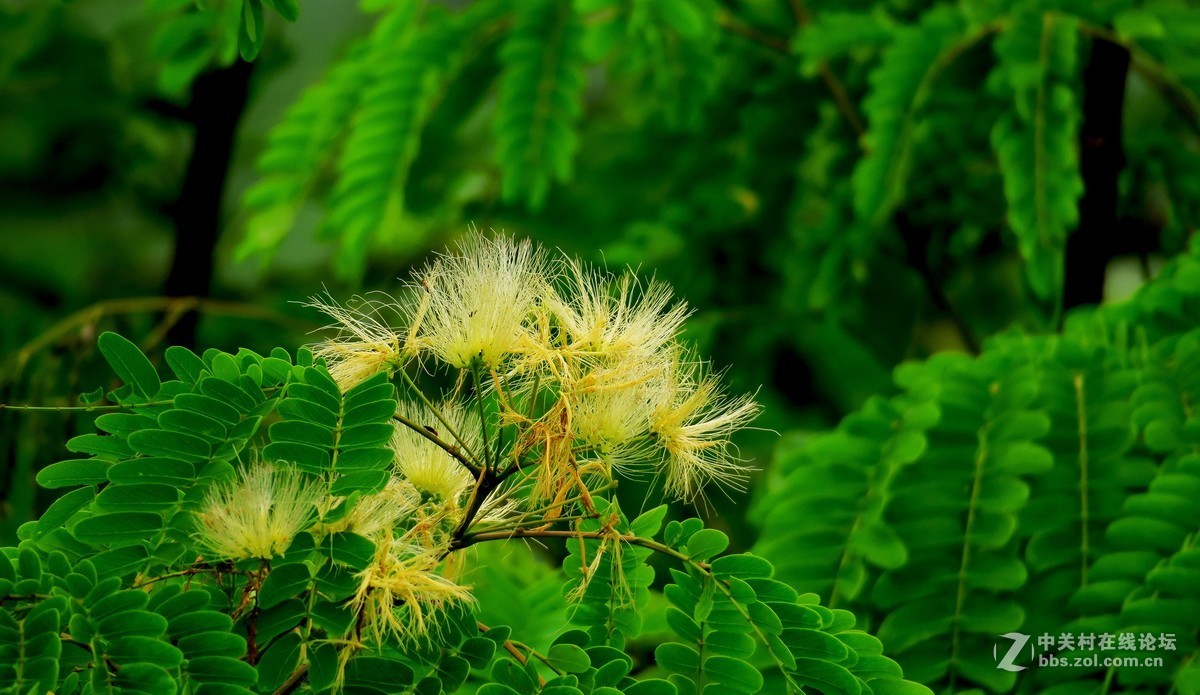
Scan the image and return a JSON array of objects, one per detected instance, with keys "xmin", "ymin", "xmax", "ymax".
[
  {"xmin": 305, "ymin": 291, "xmax": 408, "ymax": 390},
  {"xmin": 391, "ymin": 400, "xmax": 479, "ymax": 502},
  {"xmin": 566, "ymin": 354, "xmax": 671, "ymax": 474},
  {"xmin": 320, "ymin": 477, "xmax": 422, "ymax": 539},
  {"xmin": 351, "ymin": 534, "xmax": 475, "ymax": 648},
  {"xmin": 649, "ymin": 359, "xmax": 762, "ymax": 501},
  {"xmin": 547, "ymin": 258, "xmax": 690, "ymax": 359},
  {"xmin": 409, "ymin": 233, "xmax": 550, "ymax": 368},
  {"xmin": 196, "ymin": 462, "xmax": 323, "ymax": 560}
]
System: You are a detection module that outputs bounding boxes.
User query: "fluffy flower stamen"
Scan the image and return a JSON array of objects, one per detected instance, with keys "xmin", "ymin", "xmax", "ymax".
[
  {"xmin": 197, "ymin": 462, "xmax": 322, "ymax": 561},
  {"xmin": 305, "ymin": 291, "xmax": 407, "ymax": 390}
]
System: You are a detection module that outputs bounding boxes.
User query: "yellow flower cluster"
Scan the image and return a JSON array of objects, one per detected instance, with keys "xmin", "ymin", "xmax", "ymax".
[
  {"xmin": 309, "ymin": 232, "xmax": 761, "ymax": 504},
  {"xmin": 196, "ymin": 460, "xmax": 479, "ymax": 654},
  {"xmin": 196, "ymin": 462, "xmax": 322, "ymax": 561},
  {"xmin": 191, "ymin": 230, "xmax": 762, "ymax": 686}
]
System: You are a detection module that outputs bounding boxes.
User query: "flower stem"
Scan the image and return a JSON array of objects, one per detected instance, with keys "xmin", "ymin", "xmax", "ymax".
[
  {"xmin": 470, "ymin": 361, "xmax": 495, "ymax": 471},
  {"xmin": 396, "ymin": 367, "xmax": 483, "ymax": 467},
  {"xmin": 392, "ymin": 412, "xmax": 483, "ymax": 477}
]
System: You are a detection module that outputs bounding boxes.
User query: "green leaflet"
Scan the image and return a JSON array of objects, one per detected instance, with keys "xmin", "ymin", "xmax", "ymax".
[
  {"xmin": 321, "ymin": 4, "xmax": 482, "ymax": 279},
  {"xmin": 240, "ymin": 1, "xmax": 507, "ymax": 279},
  {"xmin": 990, "ymin": 7, "xmax": 1084, "ymax": 299},
  {"xmin": 562, "ymin": 499, "xmax": 658, "ymax": 648},
  {"xmin": 851, "ymin": 6, "xmax": 967, "ymax": 228},
  {"xmin": 752, "ymin": 395, "xmax": 935, "ymax": 606},
  {"xmin": 148, "ymin": 0, "xmax": 298, "ymax": 97},
  {"xmin": 238, "ymin": 38, "xmax": 375, "ymax": 266},
  {"xmin": 790, "ymin": 9, "xmax": 896, "ymax": 76},
  {"xmin": 583, "ymin": 0, "xmax": 720, "ymax": 132},
  {"xmin": 754, "ymin": 248, "xmax": 1200, "ymax": 692},
  {"xmin": 97, "ymin": 332, "xmax": 161, "ymax": 401},
  {"xmin": 493, "ymin": 0, "xmax": 588, "ymax": 210},
  {"xmin": 656, "ymin": 519, "xmax": 929, "ymax": 695},
  {"xmin": 263, "ymin": 368, "xmax": 397, "ymax": 494}
]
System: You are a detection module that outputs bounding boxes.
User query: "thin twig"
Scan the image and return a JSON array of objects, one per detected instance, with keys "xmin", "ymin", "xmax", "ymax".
[
  {"xmin": 393, "ymin": 412, "xmax": 483, "ymax": 476},
  {"xmin": 0, "ymin": 400, "xmax": 175, "ymax": 413},
  {"xmin": 715, "ymin": 8, "xmax": 789, "ymax": 53},
  {"xmin": 788, "ymin": 0, "xmax": 866, "ymax": 138},
  {"xmin": 133, "ymin": 564, "xmax": 233, "ymax": 588},
  {"xmin": 3, "ymin": 296, "xmax": 311, "ymax": 378},
  {"xmin": 396, "ymin": 368, "xmax": 483, "ymax": 467}
]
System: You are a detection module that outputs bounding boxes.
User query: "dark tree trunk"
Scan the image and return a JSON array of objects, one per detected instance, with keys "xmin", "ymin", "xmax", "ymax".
[
  {"xmin": 1062, "ymin": 39, "xmax": 1130, "ymax": 312},
  {"xmin": 163, "ymin": 59, "xmax": 255, "ymax": 346}
]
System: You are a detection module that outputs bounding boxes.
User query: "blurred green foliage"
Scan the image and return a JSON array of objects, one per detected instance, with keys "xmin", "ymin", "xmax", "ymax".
[{"xmin": 2, "ymin": 0, "xmax": 1200, "ymax": 692}]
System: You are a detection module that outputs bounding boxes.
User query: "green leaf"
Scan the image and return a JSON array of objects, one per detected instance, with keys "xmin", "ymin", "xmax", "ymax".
[
  {"xmin": 793, "ymin": 658, "xmax": 862, "ymax": 695},
  {"xmin": 165, "ymin": 346, "xmax": 209, "ymax": 383},
  {"xmin": 654, "ymin": 642, "xmax": 700, "ymax": 673},
  {"xmin": 127, "ymin": 429, "xmax": 212, "ymax": 463},
  {"xmin": 704, "ymin": 656, "xmax": 763, "ymax": 693},
  {"xmin": 108, "ymin": 636, "xmax": 185, "ymax": 669},
  {"xmin": 256, "ymin": 631, "xmax": 302, "ymax": 692},
  {"xmin": 852, "ymin": 7, "xmax": 966, "ymax": 226},
  {"xmin": 37, "ymin": 459, "xmax": 110, "ymax": 488},
  {"xmin": 327, "ymin": 531, "xmax": 376, "ymax": 571},
  {"xmin": 114, "ymin": 663, "xmax": 178, "ymax": 694},
  {"xmin": 685, "ymin": 529, "xmax": 728, "ymax": 562},
  {"xmin": 460, "ymin": 637, "xmax": 498, "ymax": 669},
  {"xmin": 258, "ymin": 563, "xmax": 312, "ymax": 609},
  {"xmin": 98, "ymin": 332, "xmax": 161, "ymax": 399},
  {"xmin": 74, "ymin": 512, "xmax": 163, "ymax": 546},
  {"xmin": 96, "ymin": 483, "xmax": 181, "ymax": 511},
  {"xmin": 239, "ymin": 0, "xmax": 265, "ymax": 61},
  {"xmin": 33, "ymin": 486, "xmax": 94, "ymax": 538},
  {"xmin": 710, "ymin": 554, "xmax": 773, "ymax": 580},
  {"xmin": 344, "ymin": 656, "xmax": 415, "ymax": 689},
  {"xmin": 624, "ymin": 679, "xmax": 677, "ymax": 695},
  {"xmin": 990, "ymin": 8, "xmax": 1083, "ymax": 298},
  {"xmin": 494, "ymin": 0, "xmax": 588, "ymax": 210},
  {"xmin": 187, "ymin": 655, "xmax": 259, "ymax": 686},
  {"xmin": 630, "ymin": 505, "xmax": 669, "ymax": 537},
  {"xmin": 548, "ymin": 643, "xmax": 590, "ymax": 673}
]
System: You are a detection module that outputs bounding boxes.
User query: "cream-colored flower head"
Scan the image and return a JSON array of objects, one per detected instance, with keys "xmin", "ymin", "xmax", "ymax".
[
  {"xmin": 649, "ymin": 358, "xmax": 761, "ymax": 501},
  {"xmin": 568, "ymin": 354, "xmax": 671, "ymax": 472},
  {"xmin": 197, "ymin": 462, "xmax": 322, "ymax": 560},
  {"xmin": 326, "ymin": 478, "xmax": 421, "ymax": 538},
  {"xmin": 409, "ymin": 233, "xmax": 549, "ymax": 368},
  {"xmin": 549, "ymin": 258, "xmax": 690, "ymax": 358},
  {"xmin": 392, "ymin": 400, "xmax": 478, "ymax": 501},
  {"xmin": 305, "ymin": 291, "xmax": 406, "ymax": 390},
  {"xmin": 352, "ymin": 535, "xmax": 475, "ymax": 647}
]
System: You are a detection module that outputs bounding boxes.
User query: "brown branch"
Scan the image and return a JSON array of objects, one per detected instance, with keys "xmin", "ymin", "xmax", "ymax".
[
  {"xmin": 715, "ymin": 8, "xmax": 789, "ymax": 53},
  {"xmin": 788, "ymin": 0, "xmax": 866, "ymax": 138},
  {"xmin": 3, "ymin": 296, "xmax": 313, "ymax": 379},
  {"xmin": 392, "ymin": 412, "xmax": 483, "ymax": 476}
]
